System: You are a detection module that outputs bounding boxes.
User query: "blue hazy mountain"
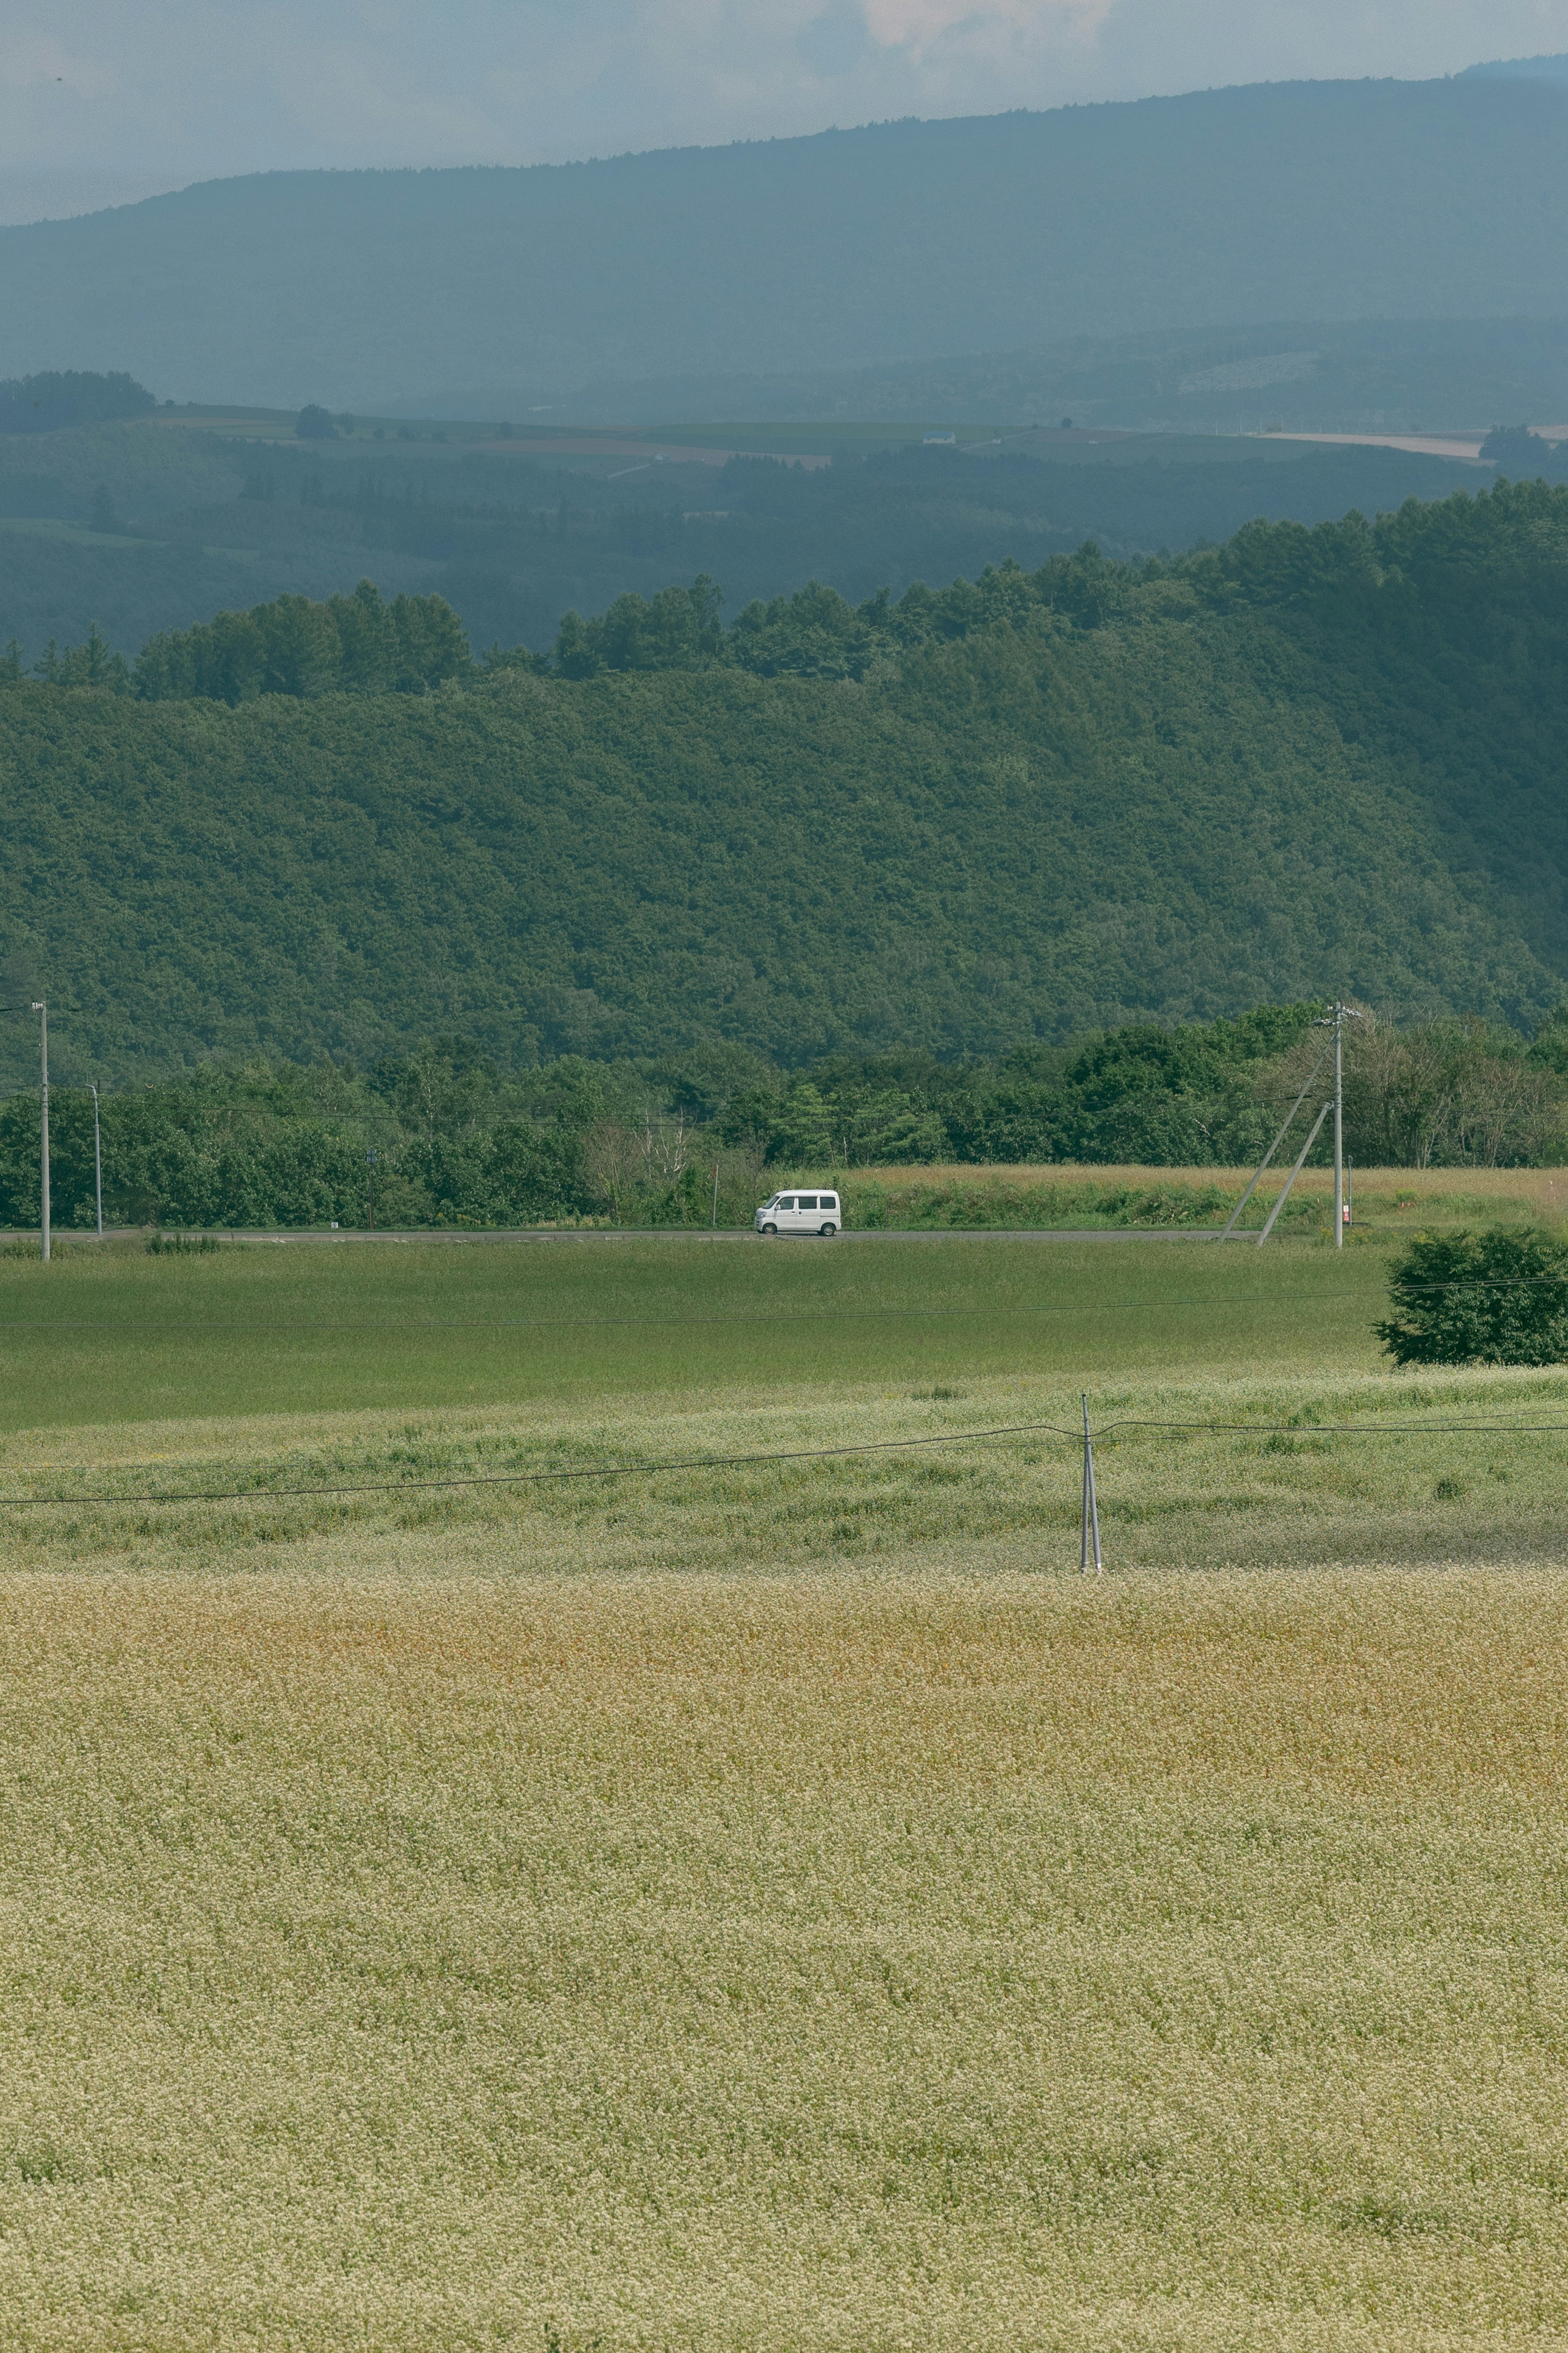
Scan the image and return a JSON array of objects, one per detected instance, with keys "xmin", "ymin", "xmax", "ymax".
[
  {"xmin": 1459, "ymin": 55, "xmax": 1568, "ymax": 81},
  {"xmin": 3, "ymin": 75, "xmax": 1568, "ymax": 408}
]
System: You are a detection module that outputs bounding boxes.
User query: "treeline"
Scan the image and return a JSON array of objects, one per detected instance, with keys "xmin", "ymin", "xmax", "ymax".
[
  {"xmin": 134, "ymin": 581, "xmax": 472, "ymax": 700},
  {"xmin": 0, "ymin": 370, "xmax": 154, "ymax": 436},
  {"xmin": 0, "ymin": 587, "xmax": 471, "ymax": 701},
  {"xmin": 9, "ymin": 557, "xmax": 1102, "ymax": 701},
  {"xmin": 1479, "ymin": 424, "xmax": 1568, "ymax": 479},
  {"xmin": 5, "ymin": 1008, "xmax": 1566, "ymax": 1234},
  {"xmin": 723, "ymin": 1010, "xmax": 1568, "ymax": 1173},
  {"xmin": 0, "ymin": 1046, "xmax": 741, "ymax": 1235},
  {"xmin": 0, "ymin": 406, "xmax": 1488, "ymax": 677},
  {"xmin": 19, "ymin": 474, "xmax": 1568, "ymax": 705}
]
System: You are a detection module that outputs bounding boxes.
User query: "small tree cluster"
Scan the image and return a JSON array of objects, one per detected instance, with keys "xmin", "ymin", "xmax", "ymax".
[
  {"xmin": 1377, "ymin": 1229, "xmax": 1568, "ymax": 1366},
  {"xmin": 1274, "ymin": 1010, "xmax": 1568, "ymax": 1171},
  {"xmin": 134, "ymin": 581, "xmax": 470, "ymax": 702},
  {"xmin": 0, "ymin": 370, "xmax": 154, "ymax": 434}
]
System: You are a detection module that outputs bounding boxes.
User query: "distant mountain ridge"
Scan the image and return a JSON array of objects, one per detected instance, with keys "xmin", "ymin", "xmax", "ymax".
[
  {"xmin": 4, "ymin": 76, "xmax": 1568, "ymax": 407},
  {"xmin": 1459, "ymin": 54, "xmax": 1568, "ymax": 80}
]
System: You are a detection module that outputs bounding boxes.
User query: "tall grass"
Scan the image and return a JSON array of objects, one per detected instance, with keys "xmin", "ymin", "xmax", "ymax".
[
  {"xmin": 1, "ymin": 1359, "xmax": 1567, "ymax": 1575},
  {"xmin": 1, "ymin": 1567, "xmax": 1566, "ymax": 2347}
]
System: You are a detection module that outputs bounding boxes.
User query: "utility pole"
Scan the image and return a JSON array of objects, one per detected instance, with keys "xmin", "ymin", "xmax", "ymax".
[
  {"xmin": 33, "ymin": 1001, "xmax": 48, "ymax": 1263},
  {"xmin": 88, "ymin": 1082, "xmax": 102, "ymax": 1238},
  {"xmin": 1314, "ymin": 1003, "xmax": 1363, "ymax": 1250},
  {"xmin": 1080, "ymin": 1394, "xmax": 1103, "ymax": 1573},
  {"xmin": 366, "ymin": 1149, "xmax": 377, "ymax": 1233},
  {"xmin": 1334, "ymin": 1004, "xmax": 1343, "ymax": 1252},
  {"xmin": 711, "ymin": 1161, "xmax": 719, "ymax": 1229}
]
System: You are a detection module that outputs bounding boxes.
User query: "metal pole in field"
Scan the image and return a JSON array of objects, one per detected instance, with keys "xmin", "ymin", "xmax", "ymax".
[
  {"xmin": 1080, "ymin": 1393, "xmax": 1103, "ymax": 1573},
  {"xmin": 33, "ymin": 1001, "xmax": 49, "ymax": 1263},
  {"xmin": 1334, "ymin": 1003, "xmax": 1344, "ymax": 1251},
  {"xmin": 1313, "ymin": 1001, "xmax": 1361, "ymax": 1249},
  {"xmin": 89, "ymin": 1082, "xmax": 102, "ymax": 1238}
]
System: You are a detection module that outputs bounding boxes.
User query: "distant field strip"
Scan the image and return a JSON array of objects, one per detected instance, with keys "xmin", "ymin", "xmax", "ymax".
[
  {"xmin": 4, "ymin": 1397, "xmax": 1568, "ymax": 1513},
  {"xmin": 0, "ymin": 1236, "xmax": 1560, "ymax": 1569},
  {"xmin": 0, "ymin": 1236, "xmax": 1396, "ymax": 1430},
  {"xmin": 0, "ymin": 1285, "xmax": 1463, "ymax": 1333},
  {"xmin": 0, "ymin": 1262, "xmax": 1550, "ymax": 1336},
  {"xmin": 4, "ymin": 1364, "xmax": 1568, "ymax": 1575}
]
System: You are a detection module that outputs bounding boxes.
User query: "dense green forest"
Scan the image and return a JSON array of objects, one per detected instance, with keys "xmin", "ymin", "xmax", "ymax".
[
  {"xmin": 7, "ymin": 1006, "xmax": 1566, "ymax": 1233},
  {"xmin": 0, "ymin": 410, "xmax": 1481, "ymax": 666},
  {"xmin": 2, "ymin": 480, "xmax": 1568, "ymax": 1095}
]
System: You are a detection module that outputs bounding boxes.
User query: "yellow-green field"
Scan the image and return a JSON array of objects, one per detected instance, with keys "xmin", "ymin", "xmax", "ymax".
[
  {"xmin": 2, "ymin": 1237, "xmax": 1567, "ymax": 2349},
  {"xmin": 849, "ymin": 1163, "xmax": 1568, "ymax": 1217},
  {"xmin": 826, "ymin": 1161, "xmax": 1568, "ymax": 1234}
]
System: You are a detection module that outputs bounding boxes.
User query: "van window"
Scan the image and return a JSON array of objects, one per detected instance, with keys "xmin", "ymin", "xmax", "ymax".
[
  {"xmin": 820, "ymin": 1194, "xmax": 837, "ymax": 1208},
  {"xmin": 798, "ymin": 1196, "xmax": 818, "ymax": 1210}
]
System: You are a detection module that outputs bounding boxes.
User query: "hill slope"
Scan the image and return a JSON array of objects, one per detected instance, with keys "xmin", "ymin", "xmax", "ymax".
[
  {"xmin": 4, "ymin": 485, "xmax": 1568, "ymax": 1086},
  {"xmin": 5, "ymin": 78, "xmax": 1568, "ymax": 406}
]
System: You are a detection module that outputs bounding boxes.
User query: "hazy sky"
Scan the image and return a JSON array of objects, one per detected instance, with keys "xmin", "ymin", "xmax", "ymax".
[{"xmin": 4, "ymin": 0, "xmax": 1568, "ymax": 221}]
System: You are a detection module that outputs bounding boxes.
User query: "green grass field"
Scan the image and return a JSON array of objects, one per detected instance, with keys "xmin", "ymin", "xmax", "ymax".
[
  {"xmin": 0, "ymin": 1232, "xmax": 1397, "ymax": 1432},
  {"xmin": 3, "ymin": 1236, "xmax": 1568, "ymax": 2349}
]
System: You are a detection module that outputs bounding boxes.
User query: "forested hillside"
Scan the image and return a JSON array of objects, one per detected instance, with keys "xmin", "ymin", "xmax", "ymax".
[
  {"xmin": 1, "ymin": 481, "xmax": 1566, "ymax": 1092},
  {"xmin": 4, "ymin": 78, "xmax": 1568, "ymax": 405}
]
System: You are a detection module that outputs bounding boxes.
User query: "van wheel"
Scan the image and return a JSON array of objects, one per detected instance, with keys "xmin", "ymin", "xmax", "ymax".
[
  {"xmin": 761, "ymin": 1222, "xmax": 777, "ymax": 1236},
  {"xmin": 819, "ymin": 1222, "xmax": 837, "ymax": 1237}
]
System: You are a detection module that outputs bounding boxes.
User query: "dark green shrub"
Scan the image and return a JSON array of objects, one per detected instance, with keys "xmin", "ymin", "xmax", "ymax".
[{"xmin": 1376, "ymin": 1228, "xmax": 1568, "ymax": 1365}]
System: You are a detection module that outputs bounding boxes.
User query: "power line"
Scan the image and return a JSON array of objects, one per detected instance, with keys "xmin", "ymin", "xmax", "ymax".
[
  {"xmin": 4, "ymin": 1409, "xmax": 1566, "ymax": 1510},
  {"xmin": 0, "ymin": 1419, "xmax": 1088, "ymax": 1506},
  {"xmin": 1103, "ymin": 1414, "xmax": 1568, "ymax": 1434}
]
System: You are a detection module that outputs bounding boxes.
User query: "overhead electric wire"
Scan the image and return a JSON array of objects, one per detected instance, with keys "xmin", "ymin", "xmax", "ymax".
[{"xmin": 4, "ymin": 1409, "xmax": 1568, "ymax": 1510}]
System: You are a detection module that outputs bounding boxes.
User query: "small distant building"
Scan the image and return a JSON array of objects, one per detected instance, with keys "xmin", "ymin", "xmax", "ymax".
[{"xmin": 922, "ymin": 430, "xmax": 957, "ymax": 445}]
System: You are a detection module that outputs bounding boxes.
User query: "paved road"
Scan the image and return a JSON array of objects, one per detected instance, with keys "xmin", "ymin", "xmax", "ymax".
[{"xmin": 9, "ymin": 1226, "xmax": 1224, "ymax": 1247}]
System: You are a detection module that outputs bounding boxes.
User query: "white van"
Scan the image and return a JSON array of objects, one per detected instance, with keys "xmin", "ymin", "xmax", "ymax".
[{"xmin": 755, "ymin": 1189, "xmax": 840, "ymax": 1237}]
